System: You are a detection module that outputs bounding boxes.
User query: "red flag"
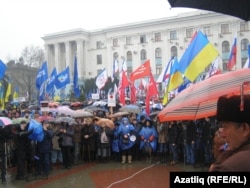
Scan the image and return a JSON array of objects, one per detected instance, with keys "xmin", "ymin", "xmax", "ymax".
[
  {"xmin": 130, "ymin": 82, "xmax": 137, "ymax": 104},
  {"xmin": 130, "ymin": 60, "xmax": 151, "ymax": 81},
  {"xmin": 120, "ymin": 71, "xmax": 129, "ymax": 88},
  {"xmin": 119, "ymin": 88, "xmax": 126, "ymax": 105},
  {"xmin": 119, "ymin": 71, "xmax": 130, "ymax": 105},
  {"xmin": 145, "ymin": 73, "xmax": 158, "ymax": 115},
  {"xmin": 227, "ymin": 37, "xmax": 237, "ymax": 71},
  {"xmin": 139, "ymin": 79, "xmax": 144, "ymax": 90}
]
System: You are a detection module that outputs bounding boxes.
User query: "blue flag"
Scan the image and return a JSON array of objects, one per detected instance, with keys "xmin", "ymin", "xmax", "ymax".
[
  {"xmin": 36, "ymin": 61, "xmax": 48, "ymax": 90},
  {"xmin": 0, "ymin": 59, "xmax": 7, "ymax": 80},
  {"xmin": 39, "ymin": 82, "xmax": 45, "ymax": 101},
  {"xmin": 46, "ymin": 68, "xmax": 57, "ymax": 94},
  {"xmin": 73, "ymin": 56, "xmax": 80, "ymax": 98},
  {"xmin": 55, "ymin": 67, "xmax": 70, "ymax": 89}
]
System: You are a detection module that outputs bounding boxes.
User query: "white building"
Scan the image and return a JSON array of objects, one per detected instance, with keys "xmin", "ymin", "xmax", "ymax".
[{"xmin": 42, "ymin": 10, "xmax": 250, "ymax": 83}]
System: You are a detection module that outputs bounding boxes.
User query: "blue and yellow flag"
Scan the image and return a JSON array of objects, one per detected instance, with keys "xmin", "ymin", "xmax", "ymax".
[
  {"xmin": 0, "ymin": 83, "xmax": 5, "ymax": 110},
  {"xmin": 5, "ymin": 81, "xmax": 11, "ymax": 102},
  {"xmin": 168, "ymin": 57, "xmax": 184, "ymax": 91},
  {"xmin": 179, "ymin": 31, "xmax": 219, "ymax": 82},
  {"xmin": 13, "ymin": 86, "xmax": 19, "ymax": 99}
]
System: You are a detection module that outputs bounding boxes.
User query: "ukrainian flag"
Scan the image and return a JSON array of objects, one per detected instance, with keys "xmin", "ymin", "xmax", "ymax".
[
  {"xmin": 5, "ymin": 81, "xmax": 11, "ymax": 102},
  {"xmin": 0, "ymin": 83, "xmax": 5, "ymax": 110},
  {"xmin": 13, "ymin": 86, "xmax": 19, "ymax": 99},
  {"xmin": 179, "ymin": 31, "xmax": 219, "ymax": 82},
  {"xmin": 168, "ymin": 57, "xmax": 184, "ymax": 91}
]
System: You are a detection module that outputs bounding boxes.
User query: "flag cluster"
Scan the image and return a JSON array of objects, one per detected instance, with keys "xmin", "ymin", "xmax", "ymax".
[{"xmin": 36, "ymin": 55, "xmax": 80, "ymax": 101}]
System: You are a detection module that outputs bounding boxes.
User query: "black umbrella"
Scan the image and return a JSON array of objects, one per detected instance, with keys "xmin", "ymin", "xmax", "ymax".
[{"xmin": 167, "ymin": 0, "xmax": 250, "ymax": 21}]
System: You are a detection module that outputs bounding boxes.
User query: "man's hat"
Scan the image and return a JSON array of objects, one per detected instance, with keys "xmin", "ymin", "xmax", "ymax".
[{"xmin": 216, "ymin": 95, "xmax": 250, "ymax": 124}]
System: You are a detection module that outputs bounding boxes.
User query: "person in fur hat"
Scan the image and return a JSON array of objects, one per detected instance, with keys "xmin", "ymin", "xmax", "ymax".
[{"xmin": 209, "ymin": 95, "xmax": 250, "ymax": 171}]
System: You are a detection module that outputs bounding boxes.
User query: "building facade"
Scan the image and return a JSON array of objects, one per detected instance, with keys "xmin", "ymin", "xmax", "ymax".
[{"xmin": 42, "ymin": 10, "xmax": 250, "ymax": 83}]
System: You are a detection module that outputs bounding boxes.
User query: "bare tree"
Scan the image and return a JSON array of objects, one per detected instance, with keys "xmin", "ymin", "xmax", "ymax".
[
  {"xmin": 21, "ymin": 45, "xmax": 45, "ymax": 67},
  {"xmin": 6, "ymin": 45, "xmax": 45, "ymax": 102}
]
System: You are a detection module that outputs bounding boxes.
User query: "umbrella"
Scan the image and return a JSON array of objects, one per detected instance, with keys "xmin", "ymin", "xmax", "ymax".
[
  {"xmin": 149, "ymin": 111, "xmax": 161, "ymax": 117},
  {"xmin": 92, "ymin": 100, "xmax": 107, "ymax": 107},
  {"xmin": 0, "ymin": 117, "xmax": 13, "ymax": 126},
  {"xmin": 94, "ymin": 117, "xmax": 115, "ymax": 129},
  {"xmin": 28, "ymin": 104, "xmax": 40, "ymax": 111},
  {"xmin": 158, "ymin": 69, "xmax": 250, "ymax": 122},
  {"xmin": 119, "ymin": 104, "xmax": 141, "ymax": 114},
  {"xmin": 50, "ymin": 116, "xmax": 77, "ymax": 125},
  {"xmin": 12, "ymin": 117, "xmax": 29, "ymax": 124},
  {"xmin": 70, "ymin": 101, "xmax": 83, "ymax": 107},
  {"xmin": 83, "ymin": 105, "xmax": 107, "ymax": 112},
  {"xmin": 28, "ymin": 119, "xmax": 44, "ymax": 142},
  {"xmin": 48, "ymin": 102, "xmax": 60, "ymax": 108},
  {"xmin": 167, "ymin": 0, "xmax": 250, "ymax": 21},
  {"xmin": 72, "ymin": 109, "xmax": 93, "ymax": 118},
  {"xmin": 56, "ymin": 106, "xmax": 76, "ymax": 117},
  {"xmin": 39, "ymin": 115, "xmax": 54, "ymax": 122},
  {"xmin": 108, "ymin": 111, "xmax": 130, "ymax": 118}
]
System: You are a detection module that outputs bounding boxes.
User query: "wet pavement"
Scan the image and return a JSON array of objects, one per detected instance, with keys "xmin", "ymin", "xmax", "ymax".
[{"xmin": 2, "ymin": 160, "xmax": 209, "ymax": 188}]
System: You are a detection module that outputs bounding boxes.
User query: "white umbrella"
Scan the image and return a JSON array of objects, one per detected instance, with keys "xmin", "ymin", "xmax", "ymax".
[
  {"xmin": 72, "ymin": 109, "xmax": 93, "ymax": 118},
  {"xmin": 56, "ymin": 106, "xmax": 75, "ymax": 117}
]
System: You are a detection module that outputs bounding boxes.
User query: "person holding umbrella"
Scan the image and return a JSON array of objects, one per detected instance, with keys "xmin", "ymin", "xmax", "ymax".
[
  {"xmin": 12, "ymin": 120, "xmax": 33, "ymax": 180},
  {"xmin": 35, "ymin": 120, "xmax": 54, "ymax": 179},
  {"xmin": 209, "ymin": 95, "xmax": 250, "ymax": 171}
]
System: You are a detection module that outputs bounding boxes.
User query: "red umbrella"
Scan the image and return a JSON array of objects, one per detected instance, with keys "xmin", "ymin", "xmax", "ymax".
[
  {"xmin": 39, "ymin": 115, "xmax": 54, "ymax": 122},
  {"xmin": 158, "ymin": 69, "xmax": 250, "ymax": 122},
  {"xmin": 70, "ymin": 102, "xmax": 83, "ymax": 107}
]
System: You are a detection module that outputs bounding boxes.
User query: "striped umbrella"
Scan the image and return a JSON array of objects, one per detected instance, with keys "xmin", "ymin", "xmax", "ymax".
[{"xmin": 158, "ymin": 68, "xmax": 250, "ymax": 122}]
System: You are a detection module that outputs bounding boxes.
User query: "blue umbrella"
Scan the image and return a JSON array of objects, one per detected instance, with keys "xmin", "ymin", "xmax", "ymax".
[{"xmin": 28, "ymin": 119, "xmax": 44, "ymax": 142}]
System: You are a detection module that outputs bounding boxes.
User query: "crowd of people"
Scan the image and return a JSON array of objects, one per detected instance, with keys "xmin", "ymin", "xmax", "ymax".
[{"xmin": 0, "ymin": 94, "xmax": 250, "ymax": 184}]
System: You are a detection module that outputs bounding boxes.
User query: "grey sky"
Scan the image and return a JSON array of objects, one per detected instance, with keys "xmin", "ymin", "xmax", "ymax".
[{"xmin": 0, "ymin": 0, "xmax": 194, "ymax": 62}]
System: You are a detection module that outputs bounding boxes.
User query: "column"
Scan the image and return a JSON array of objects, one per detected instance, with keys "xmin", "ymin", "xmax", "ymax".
[
  {"xmin": 76, "ymin": 40, "xmax": 84, "ymax": 78},
  {"xmin": 65, "ymin": 41, "xmax": 72, "ymax": 72},
  {"xmin": 54, "ymin": 43, "xmax": 60, "ymax": 72},
  {"xmin": 44, "ymin": 44, "xmax": 51, "ymax": 72}
]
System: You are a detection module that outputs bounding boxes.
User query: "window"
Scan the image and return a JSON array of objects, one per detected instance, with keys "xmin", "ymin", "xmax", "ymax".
[
  {"xmin": 186, "ymin": 28, "xmax": 194, "ymax": 38},
  {"xmin": 221, "ymin": 24, "xmax": 229, "ymax": 34},
  {"xmin": 222, "ymin": 60, "xmax": 228, "ymax": 71},
  {"xmin": 140, "ymin": 35, "xmax": 146, "ymax": 43},
  {"xmin": 113, "ymin": 38, "xmax": 118, "ymax": 47},
  {"xmin": 156, "ymin": 64, "xmax": 162, "ymax": 75},
  {"xmin": 242, "ymin": 58, "xmax": 248, "ymax": 68},
  {"xmin": 140, "ymin": 49, "xmax": 147, "ymax": 61},
  {"xmin": 240, "ymin": 22, "xmax": 249, "ymax": 31},
  {"xmin": 127, "ymin": 51, "xmax": 132, "ymax": 61},
  {"xmin": 170, "ymin": 30, "xmax": 177, "ymax": 40},
  {"xmin": 96, "ymin": 41, "xmax": 102, "ymax": 49},
  {"xmin": 97, "ymin": 69, "xmax": 102, "ymax": 75},
  {"xmin": 241, "ymin": 39, "xmax": 249, "ymax": 51},
  {"xmin": 113, "ymin": 52, "xmax": 119, "ymax": 59},
  {"xmin": 170, "ymin": 46, "xmax": 178, "ymax": 57},
  {"xmin": 222, "ymin": 41, "xmax": 230, "ymax": 53},
  {"xmin": 154, "ymin": 32, "xmax": 161, "ymax": 41},
  {"xmin": 203, "ymin": 26, "xmax": 211, "ymax": 36},
  {"xmin": 97, "ymin": 54, "xmax": 102, "ymax": 64},
  {"xmin": 126, "ymin": 37, "xmax": 132, "ymax": 45},
  {"xmin": 155, "ymin": 48, "xmax": 162, "ymax": 58}
]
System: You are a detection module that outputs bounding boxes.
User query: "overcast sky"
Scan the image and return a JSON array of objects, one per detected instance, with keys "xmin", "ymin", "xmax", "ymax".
[{"xmin": 0, "ymin": 0, "xmax": 195, "ymax": 62}]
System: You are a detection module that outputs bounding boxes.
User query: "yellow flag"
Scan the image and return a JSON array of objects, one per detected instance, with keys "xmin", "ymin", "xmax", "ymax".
[
  {"xmin": 162, "ymin": 87, "xmax": 169, "ymax": 106},
  {"xmin": 5, "ymin": 83, "xmax": 11, "ymax": 102}
]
